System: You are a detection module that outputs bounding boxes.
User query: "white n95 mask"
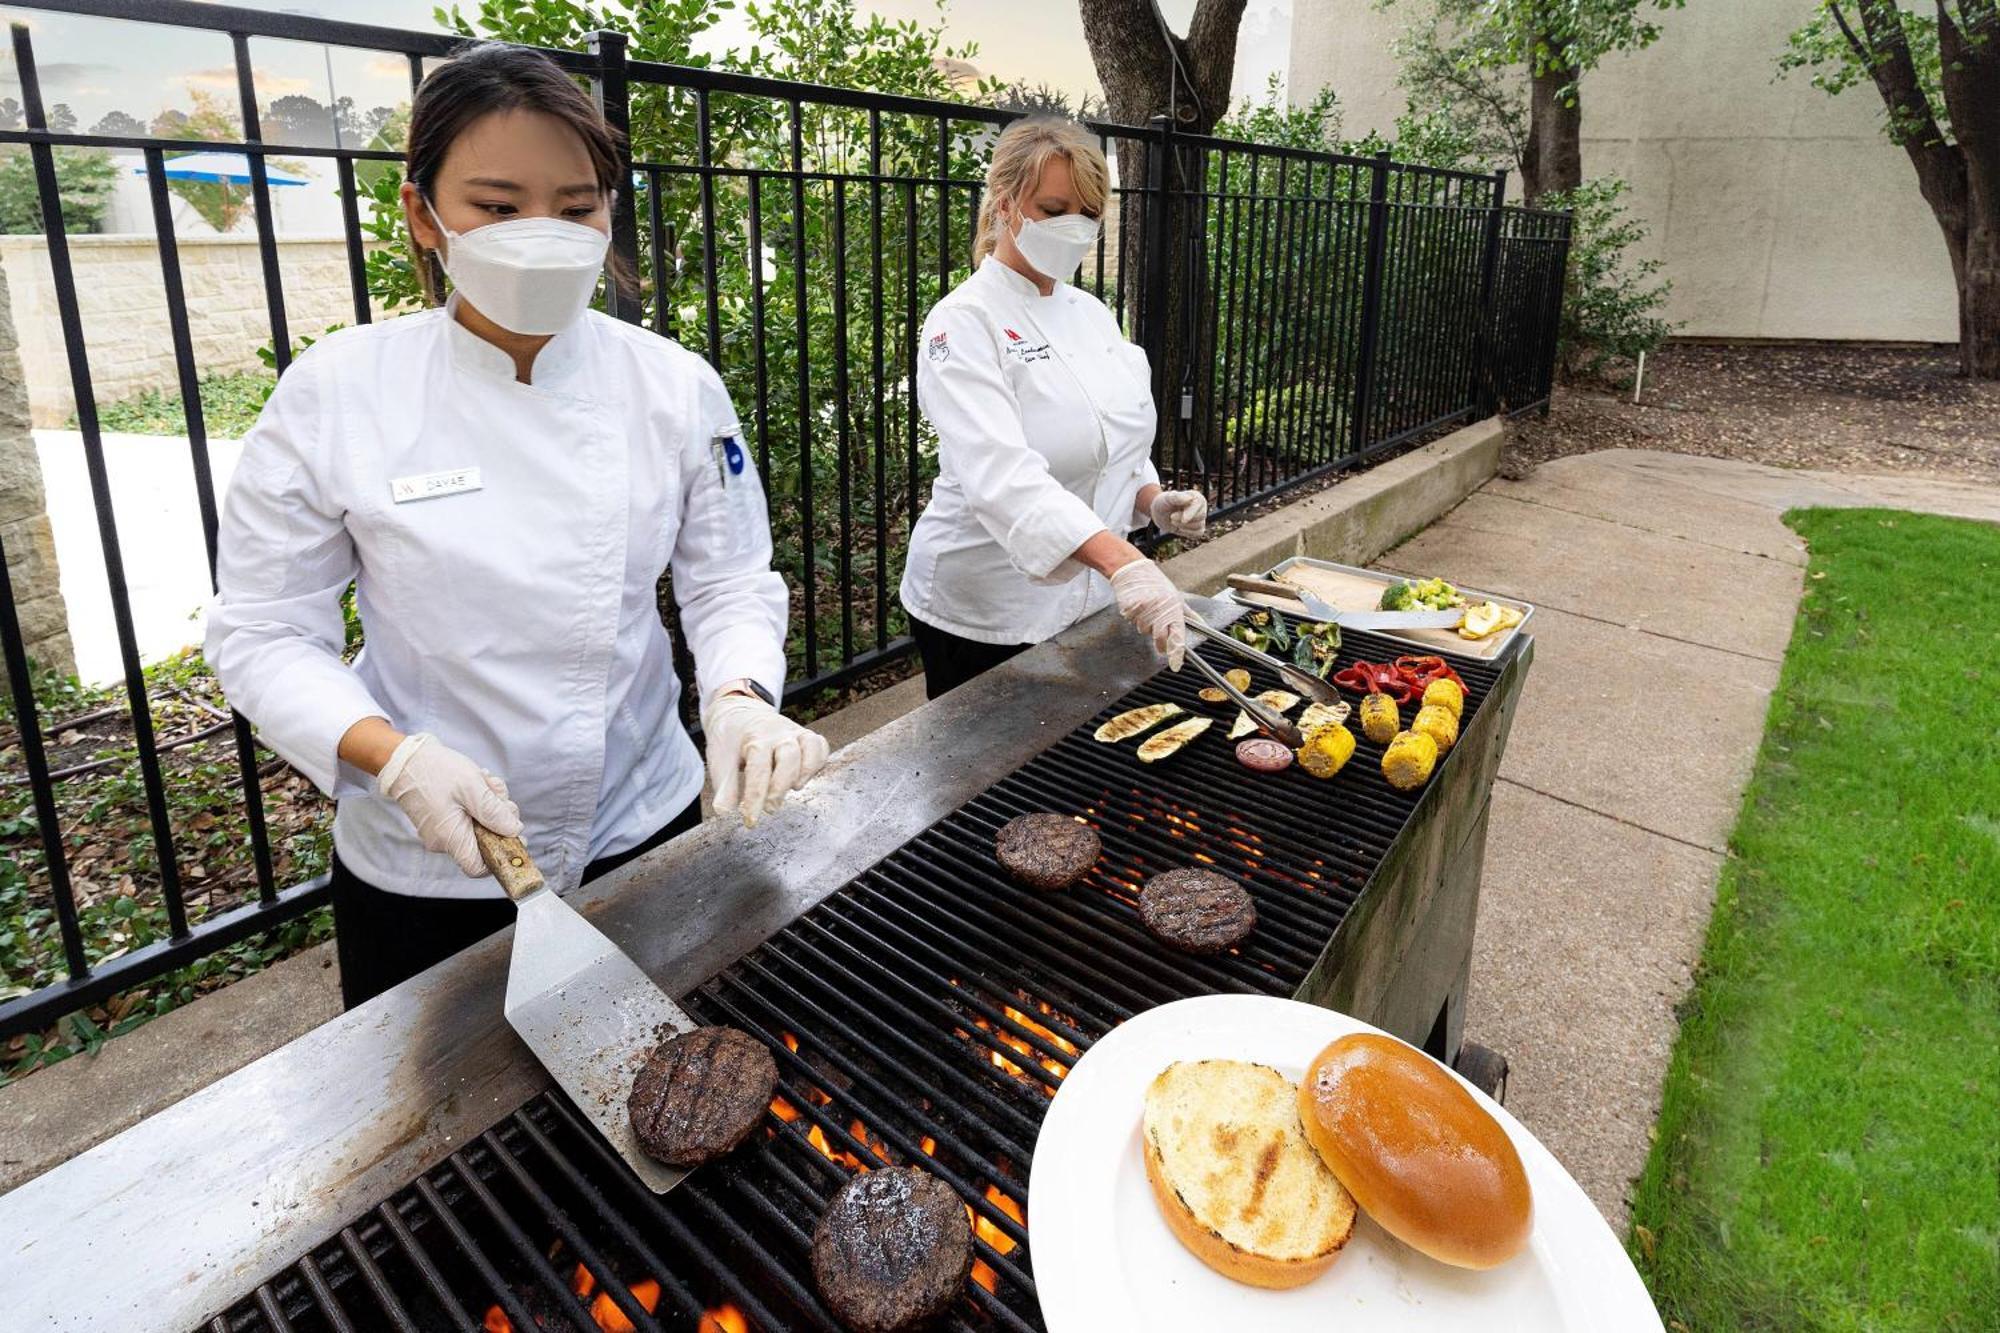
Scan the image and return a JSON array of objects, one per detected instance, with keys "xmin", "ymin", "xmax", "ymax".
[
  {"xmin": 425, "ymin": 196, "xmax": 609, "ymax": 335},
  {"xmin": 1012, "ymin": 210, "xmax": 1101, "ymax": 281}
]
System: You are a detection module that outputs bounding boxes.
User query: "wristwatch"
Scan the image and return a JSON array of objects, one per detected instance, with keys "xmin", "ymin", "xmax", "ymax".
[{"xmin": 720, "ymin": 677, "xmax": 776, "ymax": 707}]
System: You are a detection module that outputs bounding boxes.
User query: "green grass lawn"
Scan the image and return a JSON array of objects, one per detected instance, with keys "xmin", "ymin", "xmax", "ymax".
[{"xmin": 1631, "ymin": 508, "xmax": 1999, "ymax": 1332}]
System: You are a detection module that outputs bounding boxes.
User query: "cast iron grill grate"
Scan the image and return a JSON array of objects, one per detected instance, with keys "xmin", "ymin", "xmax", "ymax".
[{"xmin": 201, "ymin": 624, "xmax": 1503, "ymax": 1333}]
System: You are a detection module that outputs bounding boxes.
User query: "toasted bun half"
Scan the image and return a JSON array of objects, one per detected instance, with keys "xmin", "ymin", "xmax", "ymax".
[
  {"xmin": 1142, "ymin": 1059, "xmax": 1356, "ymax": 1289},
  {"xmin": 1298, "ymin": 1034, "xmax": 1532, "ymax": 1269}
]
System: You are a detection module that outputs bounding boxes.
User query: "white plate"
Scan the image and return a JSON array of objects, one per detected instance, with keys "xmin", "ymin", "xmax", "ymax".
[{"xmin": 1028, "ymin": 996, "xmax": 1661, "ymax": 1332}]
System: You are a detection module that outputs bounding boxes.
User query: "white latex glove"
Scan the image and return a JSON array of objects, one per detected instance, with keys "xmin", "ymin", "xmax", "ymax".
[
  {"xmin": 374, "ymin": 732, "xmax": 522, "ymax": 878},
  {"xmin": 1147, "ymin": 488, "xmax": 1208, "ymax": 539},
  {"xmin": 703, "ymin": 690, "xmax": 831, "ymax": 827},
  {"xmin": 1109, "ymin": 558, "xmax": 1196, "ymax": 671}
]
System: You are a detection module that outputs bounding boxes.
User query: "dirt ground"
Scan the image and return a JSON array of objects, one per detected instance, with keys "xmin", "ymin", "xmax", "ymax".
[{"xmin": 1504, "ymin": 343, "xmax": 2000, "ymax": 484}]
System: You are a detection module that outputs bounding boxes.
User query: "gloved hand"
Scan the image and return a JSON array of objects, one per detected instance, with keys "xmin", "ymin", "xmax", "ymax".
[
  {"xmin": 703, "ymin": 690, "xmax": 831, "ymax": 827},
  {"xmin": 1147, "ymin": 488, "xmax": 1208, "ymax": 539},
  {"xmin": 375, "ymin": 732, "xmax": 522, "ymax": 878},
  {"xmin": 1109, "ymin": 557, "xmax": 1196, "ymax": 670}
]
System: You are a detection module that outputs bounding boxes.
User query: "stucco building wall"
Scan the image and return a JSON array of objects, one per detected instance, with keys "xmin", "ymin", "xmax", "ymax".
[{"xmin": 1290, "ymin": 2, "xmax": 1960, "ymax": 343}]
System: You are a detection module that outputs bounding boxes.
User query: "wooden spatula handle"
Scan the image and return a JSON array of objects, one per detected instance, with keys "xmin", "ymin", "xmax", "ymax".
[{"xmin": 475, "ymin": 825, "xmax": 545, "ymax": 901}]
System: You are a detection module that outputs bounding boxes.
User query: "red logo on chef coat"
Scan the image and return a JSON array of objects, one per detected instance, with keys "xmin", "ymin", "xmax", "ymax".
[{"xmin": 1003, "ymin": 327, "xmax": 1024, "ymax": 342}]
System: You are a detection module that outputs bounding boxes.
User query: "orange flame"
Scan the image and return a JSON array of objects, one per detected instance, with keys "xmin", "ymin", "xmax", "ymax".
[
  {"xmin": 965, "ymin": 1000, "xmax": 1081, "ymax": 1086},
  {"xmin": 699, "ymin": 1303, "xmax": 751, "ymax": 1333},
  {"xmin": 484, "ymin": 1264, "xmax": 662, "ymax": 1333},
  {"xmin": 968, "ymin": 1183, "xmax": 1026, "ymax": 1293}
]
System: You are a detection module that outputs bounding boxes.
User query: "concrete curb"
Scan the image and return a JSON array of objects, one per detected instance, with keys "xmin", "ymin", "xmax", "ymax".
[{"xmin": 0, "ymin": 419, "xmax": 1504, "ymax": 1193}]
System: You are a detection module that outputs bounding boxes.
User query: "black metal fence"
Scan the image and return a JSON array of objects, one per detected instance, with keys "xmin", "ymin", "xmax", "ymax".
[{"xmin": 0, "ymin": 0, "xmax": 1569, "ymax": 1043}]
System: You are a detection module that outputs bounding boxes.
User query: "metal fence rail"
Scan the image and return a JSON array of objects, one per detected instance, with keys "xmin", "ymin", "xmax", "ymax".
[{"xmin": 0, "ymin": 0, "xmax": 1569, "ymax": 1042}]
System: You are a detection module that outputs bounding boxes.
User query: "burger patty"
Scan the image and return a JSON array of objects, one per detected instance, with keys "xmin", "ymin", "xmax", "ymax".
[
  {"xmin": 628, "ymin": 1026, "xmax": 778, "ymax": 1168},
  {"xmin": 1138, "ymin": 868, "xmax": 1257, "ymax": 954},
  {"xmin": 994, "ymin": 813, "xmax": 1101, "ymax": 891},
  {"xmin": 812, "ymin": 1167, "xmax": 974, "ymax": 1333}
]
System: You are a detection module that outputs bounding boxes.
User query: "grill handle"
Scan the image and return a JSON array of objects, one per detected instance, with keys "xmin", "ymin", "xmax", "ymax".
[
  {"xmin": 1184, "ymin": 648, "xmax": 1305, "ymax": 748},
  {"xmin": 1186, "ymin": 617, "xmax": 1342, "ymax": 706}
]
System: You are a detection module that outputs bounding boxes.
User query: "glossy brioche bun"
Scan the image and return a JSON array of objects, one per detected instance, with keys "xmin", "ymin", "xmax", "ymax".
[
  {"xmin": 1297, "ymin": 1033, "xmax": 1532, "ymax": 1269},
  {"xmin": 1143, "ymin": 1059, "xmax": 1356, "ymax": 1288}
]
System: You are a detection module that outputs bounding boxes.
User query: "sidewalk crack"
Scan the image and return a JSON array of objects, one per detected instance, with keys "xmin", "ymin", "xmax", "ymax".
[{"xmin": 1496, "ymin": 775, "xmax": 1729, "ymax": 857}]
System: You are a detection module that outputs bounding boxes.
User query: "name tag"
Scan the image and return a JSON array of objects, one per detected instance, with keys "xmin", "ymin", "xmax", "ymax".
[{"xmin": 390, "ymin": 467, "xmax": 482, "ymax": 503}]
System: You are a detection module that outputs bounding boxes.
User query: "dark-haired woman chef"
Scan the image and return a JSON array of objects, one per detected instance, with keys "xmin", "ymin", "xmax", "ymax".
[{"xmin": 206, "ymin": 42, "xmax": 827, "ymax": 1009}]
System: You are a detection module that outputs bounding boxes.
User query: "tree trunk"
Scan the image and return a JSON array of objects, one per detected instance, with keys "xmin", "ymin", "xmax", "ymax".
[
  {"xmin": 1937, "ymin": 0, "xmax": 2000, "ymax": 378},
  {"xmin": 1521, "ymin": 52, "xmax": 1582, "ymax": 204},
  {"xmin": 1080, "ymin": 0, "xmax": 1247, "ymax": 480}
]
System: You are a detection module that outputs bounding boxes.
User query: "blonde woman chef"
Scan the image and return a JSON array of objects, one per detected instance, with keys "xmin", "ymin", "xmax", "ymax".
[
  {"xmin": 898, "ymin": 117, "xmax": 1207, "ymax": 699},
  {"xmin": 205, "ymin": 44, "xmax": 827, "ymax": 1008}
]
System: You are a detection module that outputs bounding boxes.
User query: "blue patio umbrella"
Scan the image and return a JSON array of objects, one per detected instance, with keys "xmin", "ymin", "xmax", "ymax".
[{"xmin": 131, "ymin": 150, "xmax": 311, "ymax": 187}]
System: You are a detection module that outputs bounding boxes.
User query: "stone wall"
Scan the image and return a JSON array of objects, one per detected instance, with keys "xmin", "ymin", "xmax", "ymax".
[
  {"xmin": 0, "ymin": 256, "xmax": 75, "ymax": 689},
  {"xmin": 0, "ymin": 235, "xmax": 383, "ymax": 428}
]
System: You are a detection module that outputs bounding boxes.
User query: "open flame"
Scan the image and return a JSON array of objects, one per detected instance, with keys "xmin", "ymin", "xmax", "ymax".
[
  {"xmin": 699, "ymin": 1304, "xmax": 751, "ymax": 1333},
  {"xmin": 954, "ymin": 995, "xmax": 1082, "ymax": 1088},
  {"xmin": 969, "ymin": 1183, "xmax": 1025, "ymax": 1294},
  {"xmin": 481, "ymin": 1261, "xmax": 661, "ymax": 1333}
]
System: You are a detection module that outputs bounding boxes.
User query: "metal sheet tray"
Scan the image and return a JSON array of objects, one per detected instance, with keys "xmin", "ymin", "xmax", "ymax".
[{"xmin": 1233, "ymin": 556, "xmax": 1534, "ymax": 661}]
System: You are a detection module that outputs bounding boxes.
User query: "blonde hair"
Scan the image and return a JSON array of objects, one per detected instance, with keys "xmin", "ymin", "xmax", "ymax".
[{"xmin": 973, "ymin": 117, "xmax": 1110, "ymax": 264}]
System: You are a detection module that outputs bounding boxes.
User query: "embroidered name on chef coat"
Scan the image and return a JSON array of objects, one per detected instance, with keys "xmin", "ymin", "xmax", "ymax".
[
  {"xmin": 390, "ymin": 467, "xmax": 482, "ymax": 503},
  {"xmin": 1000, "ymin": 326, "xmax": 1053, "ymax": 364}
]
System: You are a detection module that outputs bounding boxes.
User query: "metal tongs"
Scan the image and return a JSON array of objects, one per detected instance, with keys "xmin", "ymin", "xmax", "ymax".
[
  {"xmin": 1185, "ymin": 617, "xmax": 1342, "ymax": 706},
  {"xmin": 1182, "ymin": 641, "xmax": 1306, "ymax": 748}
]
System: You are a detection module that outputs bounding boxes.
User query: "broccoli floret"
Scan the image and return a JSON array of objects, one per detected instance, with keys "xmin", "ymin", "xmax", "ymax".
[{"xmin": 1378, "ymin": 581, "xmax": 1417, "ymax": 612}]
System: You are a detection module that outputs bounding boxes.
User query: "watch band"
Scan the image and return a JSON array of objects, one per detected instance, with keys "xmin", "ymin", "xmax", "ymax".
[{"xmin": 721, "ymin": 678, "xmax": 776, "ymax": 707}]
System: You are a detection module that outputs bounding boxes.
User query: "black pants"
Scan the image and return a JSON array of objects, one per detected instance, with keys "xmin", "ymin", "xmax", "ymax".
[
  {"xmin": 331, "ymin": 794, "xmax": 702, "ymax": 1009},
  {"xmin": 909, "ymin": 614, "xmax": 1033, "ymax": 700}
]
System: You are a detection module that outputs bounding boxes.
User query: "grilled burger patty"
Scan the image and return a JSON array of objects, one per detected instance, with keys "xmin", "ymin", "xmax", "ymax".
[
  {"xmin": 628, "ymin": 1026, "xmax": 778, "ymax": 1167},
  {"xmin": 1139, "ymin": 868, "xmax": 1257, "ymax": 954},
  {"xmin": 812, "ymin": 1167, "xmax": 974, "ymax": 1333},
  {"xmin": 994, "ymin": 813, "xmax": 1101, "ymax": 891}
]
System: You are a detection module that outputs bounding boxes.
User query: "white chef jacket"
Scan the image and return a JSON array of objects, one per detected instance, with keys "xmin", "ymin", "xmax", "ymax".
[
  {"xmin": 898, "ymin": 257, "xmax": 1160, "ymax": 645},
  {"xmin": 205, "ymin": 298, "xmax": 788, "ymax": 898}
]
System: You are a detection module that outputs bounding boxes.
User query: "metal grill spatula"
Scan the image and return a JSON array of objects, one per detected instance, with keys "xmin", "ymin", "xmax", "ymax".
[{"xmin": 476, "ymin": 826, "xmax": 695, "ymax": 1194}]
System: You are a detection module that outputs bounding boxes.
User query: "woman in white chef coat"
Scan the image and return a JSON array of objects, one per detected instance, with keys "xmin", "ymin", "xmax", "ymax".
[
  {"xmin": 899, "ymin": 118, "xmax": 1208, "ymax": 699},
  {"xmin": 206, "ymin": 44, "xmax": 828, "ymax": 1008}
]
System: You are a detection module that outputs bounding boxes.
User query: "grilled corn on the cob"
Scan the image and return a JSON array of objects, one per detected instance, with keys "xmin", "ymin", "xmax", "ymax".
[
  {"xmin": 1411, "ymin": 703, "xmax": 1459, "ymax": 754},
  {"xmin": 1421, "ymin": 677, "xmax": 1463, "ymax": 721},
  {"xmin": 1296, "ymin": 723, "xmax": 1356, "ymax": 779},
  {"xmin": 1359, "ymin": 692, "xmax": 1401, "ymax": 745},
  {"xmin": 1381, "ymin": 730, "xmax": 1438, "ymax": 790}
]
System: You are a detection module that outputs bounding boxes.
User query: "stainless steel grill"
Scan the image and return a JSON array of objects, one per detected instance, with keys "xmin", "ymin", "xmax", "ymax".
[{"xmin": 200, "ymin": 623, "xmax": 1506, "ymax": 1333}]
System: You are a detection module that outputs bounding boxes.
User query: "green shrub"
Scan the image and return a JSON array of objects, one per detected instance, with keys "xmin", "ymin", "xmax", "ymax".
[{"xmin": 1538, "ymin": 177, "xmax": 1673, "ymax": 382}]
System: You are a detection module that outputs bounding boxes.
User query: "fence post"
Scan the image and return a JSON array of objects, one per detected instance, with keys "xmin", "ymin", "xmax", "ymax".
[
  {"xmin": 1472, "ymin": 167, "xmax": 1509, "ymax": 417},
  {"xmin": 588, "ymin": 29, "xmax": 643, "ymax": 324},
  {"xmin": 1139, "ymin": 114, "xmax": 1173, "ymax": 413},
  {"xmin": 1348, "ymin": 150, "xmax": 1392, "ymax": 458}
]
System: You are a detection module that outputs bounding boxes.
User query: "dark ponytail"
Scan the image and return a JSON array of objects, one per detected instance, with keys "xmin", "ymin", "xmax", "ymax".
[{"xmin": 405, "ymin": 42, "xmax": 628, "ymax": 306}]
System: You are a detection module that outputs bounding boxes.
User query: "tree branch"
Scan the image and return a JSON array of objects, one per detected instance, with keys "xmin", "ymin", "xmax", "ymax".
[{"xmin": 1825, "ymin": 2, "xmax": 1872, "ymax": 66}]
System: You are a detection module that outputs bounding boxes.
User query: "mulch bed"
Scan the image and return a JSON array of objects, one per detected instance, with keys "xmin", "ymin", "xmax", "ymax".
[{"xmin": 1503, "ymin": 343, "xmax": 2000, "ymax": 483}]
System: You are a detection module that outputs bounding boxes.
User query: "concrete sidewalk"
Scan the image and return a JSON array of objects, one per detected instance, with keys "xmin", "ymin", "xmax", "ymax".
[{"xmin": 1383, "ymin": 448, "xmax": 2000, "ymax": 1229}]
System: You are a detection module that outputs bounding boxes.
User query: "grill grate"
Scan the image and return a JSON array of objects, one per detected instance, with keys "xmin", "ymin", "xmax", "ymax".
[{"xmin": 204, "ymin": 625, "xmax": 1503, "ymax": 1333}]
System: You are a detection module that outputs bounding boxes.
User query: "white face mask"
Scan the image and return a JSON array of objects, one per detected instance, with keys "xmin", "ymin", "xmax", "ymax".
[
  {"xmin": 425, "ymin": 195, "xmax": 610, "ymax": 335},
  {"xmin": 1010, "ymin": 208, "xmax": 1101, "ymax": 281}
]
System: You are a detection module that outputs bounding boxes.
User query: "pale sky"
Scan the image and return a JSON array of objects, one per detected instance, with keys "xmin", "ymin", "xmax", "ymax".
[{"xmin": 1, "ymin": 0, "xmax": 1292, "ymax": 135}]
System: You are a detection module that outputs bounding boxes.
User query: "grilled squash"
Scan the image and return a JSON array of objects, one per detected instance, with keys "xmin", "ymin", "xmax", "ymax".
[
  {"xmin": 1421, "ymin": 677, "xmax": 1464, "ymax": 721},
  {"xmin": 1137, "ymin": 716, "xmax": 1214, "ymax": 763},
  {"xmin": 1094, "ymin": 702, "xmax": 1183, "ymax": 743},
  {"xmin": 1297, "ymin": 700, "xmax": 1351, "ymax": 733},
  {"xmin": 1382, "ymin": 730, "xmax": 1438, "ymax": 790},
  {"xmin": 1411, "ymin": 703, "xmax": 1459, "ymax": 754},
  {"xmin": 1359, "ymin": 692, "xmax": 1401, "ymax": 745},
  {"xmin": 1296, "ymin": 723, "xmax": 1356, "ymax": 779},
  {"xmin": 1227, "ymin": 690, "xmax": 1303, "ymax": 739}
]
